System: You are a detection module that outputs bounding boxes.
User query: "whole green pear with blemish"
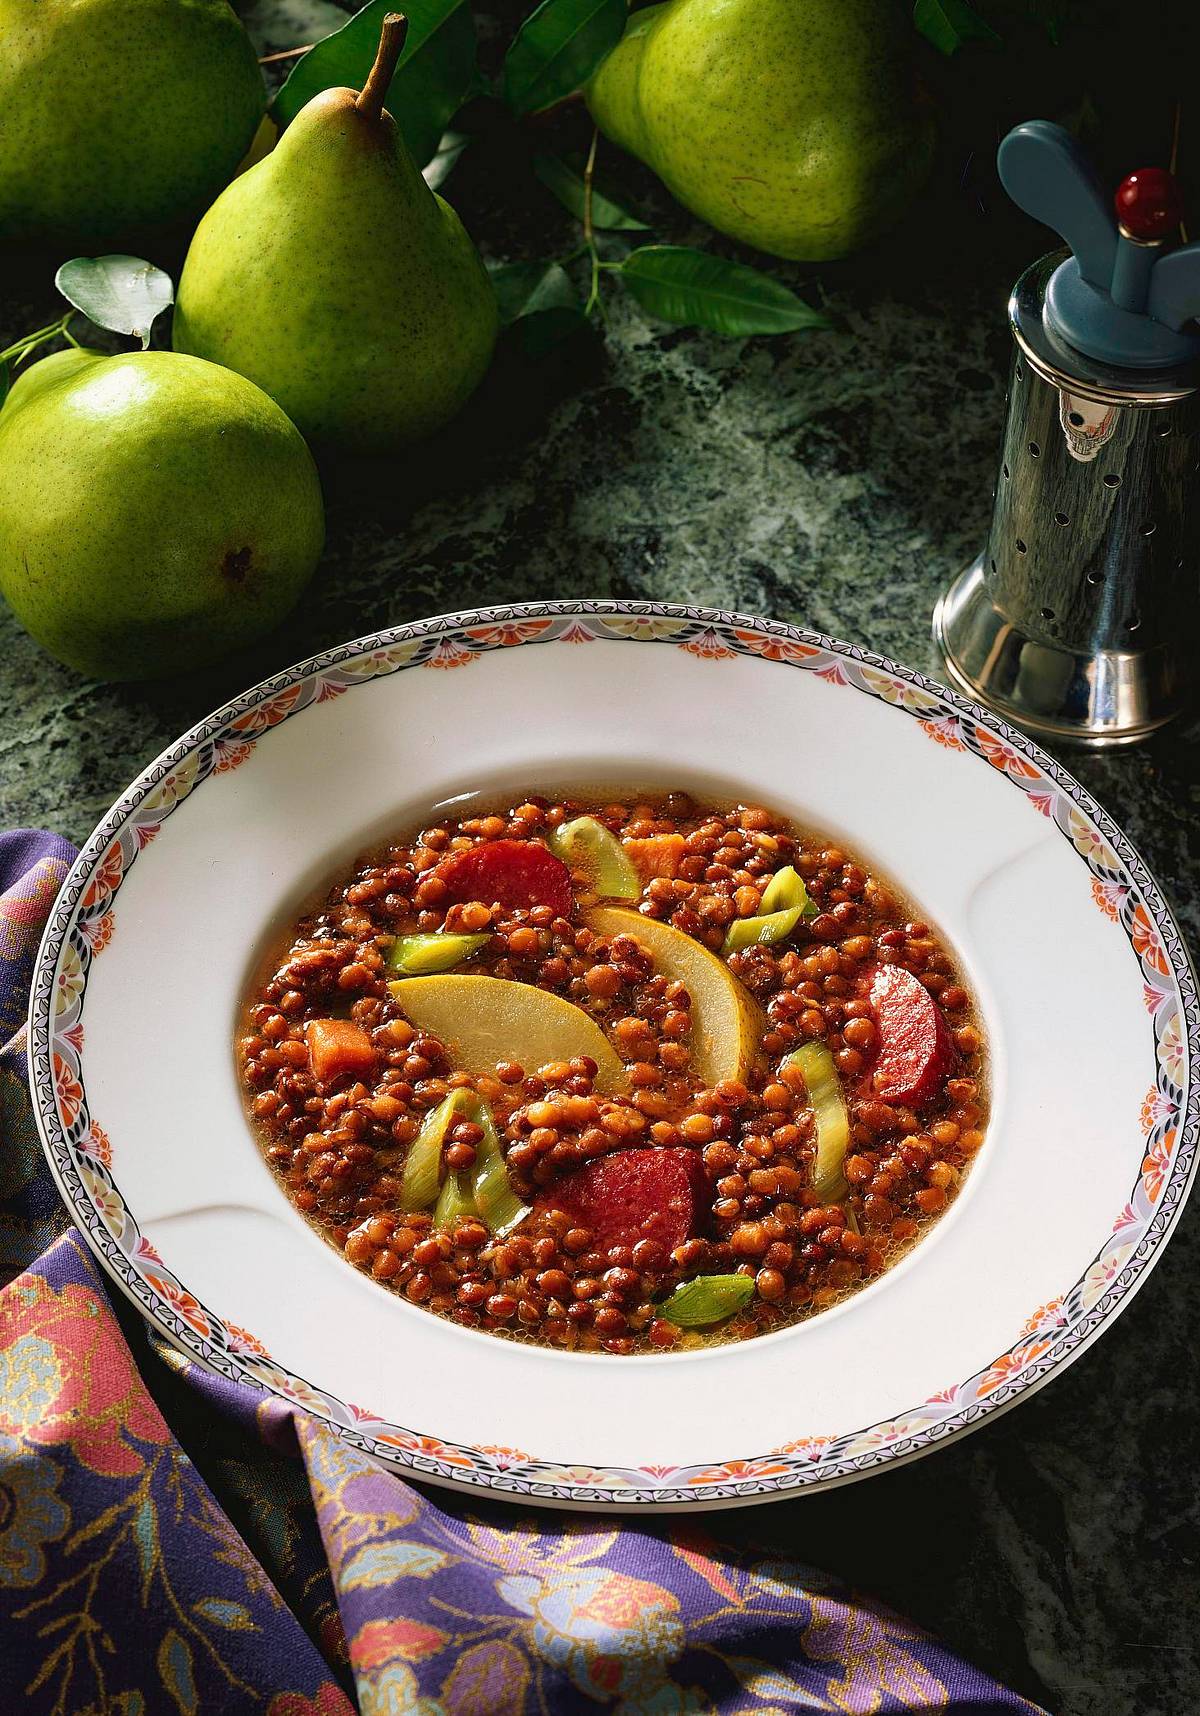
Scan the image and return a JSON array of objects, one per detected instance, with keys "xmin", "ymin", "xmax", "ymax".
[
  {"xmin": 0, "ymin": 351, "xmax": 324, "ymax": 681},
  {"xmin": 0, "ymin": 0, "xmax": 264, "ymax": 249},
  {"xmin": 586, "ymin": 0, "xmax": 935, "ymax": 262},
  {"xmin": 172, "ymin": 13, "xmax": 498, "ymax": 455}
]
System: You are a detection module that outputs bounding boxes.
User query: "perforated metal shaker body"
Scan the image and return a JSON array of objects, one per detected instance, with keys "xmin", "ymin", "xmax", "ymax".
[{"xmin": 934, "ymin": 252, "xmax": 1200, "ymax": 745}]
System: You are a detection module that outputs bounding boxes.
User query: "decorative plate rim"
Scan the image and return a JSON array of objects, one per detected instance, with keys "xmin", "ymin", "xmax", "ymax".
[{"xmin": 27, "ymin": 599, "xmax": 1199, "ymax": 1507}]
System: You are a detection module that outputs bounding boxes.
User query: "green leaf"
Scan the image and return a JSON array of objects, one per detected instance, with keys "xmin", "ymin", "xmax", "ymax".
[
  {"xmin": 533, "ymin": 154, "xmax": 649, "ymax": 230},
  {"xmin": 488, "ymin": 260, "xmax": 592, "ymax": 355},
  {"xmin": 272, "ymin": 0, "xmax": 477, "ymax": 169},
  {"xmin": 156, "ymin": 1630, "xmax": 197, "ymax": 1716},
  {"xmin": 488, "ymin": 260, "xmax": 580, "ymax": 325},
  {"xmin": 913, "ymin": 0, "xmax": 1000, "ymax": 54},
  {"xmin": 55, "ymin": 256, "xmax": 173, "ymax": 348},
  {"xmin": 422, "ymin": 128, "xmax": 471, "ymax": 190},
  {"xmin": 0, "ymin": 362, "xmax": 8, "ymax": 411},
  {"xmin": 503, "ymin": 0, "xmax": 627, "ymax": 118},
  {"xmin": 618, "ymin": 247, "xmax": 830, "ymax": 336}
]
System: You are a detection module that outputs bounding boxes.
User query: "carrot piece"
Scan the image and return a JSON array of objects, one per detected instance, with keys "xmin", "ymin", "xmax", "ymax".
[
  {"xmin": 305, "ymin": 1018, "xmax": 377, "ymax": 1082},
  {"xmin": 624, "ymin": 833, "xmax": 686, "ymax": 880}
]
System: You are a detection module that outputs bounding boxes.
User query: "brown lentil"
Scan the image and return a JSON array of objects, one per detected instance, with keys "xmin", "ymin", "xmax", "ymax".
[{"xmin": 242, "ymin": 792, "xmax": 987, "ymax": 1354}]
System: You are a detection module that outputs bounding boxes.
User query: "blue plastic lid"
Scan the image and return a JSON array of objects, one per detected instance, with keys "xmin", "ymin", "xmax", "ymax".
[{"xmin": 998, "ymin": 121, "xmax": 1200, "ymax": 369}]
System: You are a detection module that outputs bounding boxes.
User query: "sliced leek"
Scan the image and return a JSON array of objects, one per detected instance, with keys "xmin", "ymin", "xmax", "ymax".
[
  {"xmin": 550, "ymin": 816, "xmax": 640, "ymax": 899},
  {"xmin": 387, "ymin": 932, "xmax": 491, "ymax": 975},
  {"xmin": 433, "ymin": 1169, "xmax": 477, "ymax": 1229},
  {"xmin": 403, "ymin": 1088, "xmax": 530, "ymax": 1236},
  {"xmin": 783, "ymin": 1042, "xmax": 850, "ymax": 1203},
  {"xmin": 722, "ymin": 904, "xmax": 806, "ymax": 955},
  {"xmin": 471, "ymin": 1100, "xmax": 530, "ymax": 1237},
  {"xmin": 760, "ymin": 865, "xmax": 817, "ymax": 917},
  {"xmin": 399, "ymin": 1088, "xmax": 475, "ymax": 1212},
  {"xmin": 659, "ymin": 1273, "xmax": 756, "ymax": 1327}
]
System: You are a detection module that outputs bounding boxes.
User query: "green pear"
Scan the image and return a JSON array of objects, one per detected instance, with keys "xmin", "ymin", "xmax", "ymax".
[
  {"xmin": 0, "ymin": 351, "xmax": 324, "ymax": 680},
  {"xmin": 0, "ymin": 0, "xmax": 265, "ymax": 250},
  {"xmin": 173, "ymin": 14, "xmax": 498, "ymax": 454},
  {"xmin": 587, "ymin": 0, "xmax": 935, "ymax": 262},
  {"xmin": 3, "ymin": 346, "xmax": 108, "ymax": 415}
]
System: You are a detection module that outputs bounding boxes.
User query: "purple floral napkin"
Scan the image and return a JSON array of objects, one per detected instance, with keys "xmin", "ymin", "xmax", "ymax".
[{"xmin": 0, "ymin": 828, "xmax": 1044, "ymax": 1714}]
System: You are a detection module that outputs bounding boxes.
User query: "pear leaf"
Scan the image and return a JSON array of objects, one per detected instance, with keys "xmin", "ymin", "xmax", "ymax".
[
  {"xmin": 423, "ymin": 129, "xmax": 471, "ymax": 190},
  {"xmin": 533, "ymin": 154, "xmax": 649, "ymax": 230},
  {"xmin": 913, "ymin": 0, "xmax": 1000, "ymax": 54},
  {"xmin": 54, "ymin": 257, "xmax": 173, "ymax": 349},
  {"xmin": 619, "ymin": 248, "xmax": 831, "ymax": 336},
  {"xmin": 489, "ymin": 260, "xmax": 579, "ymax": 325},
  {"xmin": 503, "ymin": 0, "xmax": 627, "ymax": 118},
  {"xmin": 273, "ymin": 0, "xmax": 477, "ymax": 169},
  {"xmin": 489, "ymin": 261, "xmax": 590, "ymax": 356}
]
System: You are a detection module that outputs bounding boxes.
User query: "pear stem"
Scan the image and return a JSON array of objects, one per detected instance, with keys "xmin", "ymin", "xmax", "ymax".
[
  {"xmin": 0, "ymin": 314, "xmax": 74, "ymax": 369},
  {"xmin": 356, "ymin": 13, "xmax": 408, "ymax": 123}
]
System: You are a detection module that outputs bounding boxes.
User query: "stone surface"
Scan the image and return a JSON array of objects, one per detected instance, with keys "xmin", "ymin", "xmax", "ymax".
[{"xmin": 2, "ymin": 6, "xmax": 1198, "ymax": 1713}]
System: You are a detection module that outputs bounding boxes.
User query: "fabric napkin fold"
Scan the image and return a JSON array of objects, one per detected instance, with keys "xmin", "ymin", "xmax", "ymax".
[{"xmin": 0, "ymin": 828, "xmax": 1044, "ymax": 1715}]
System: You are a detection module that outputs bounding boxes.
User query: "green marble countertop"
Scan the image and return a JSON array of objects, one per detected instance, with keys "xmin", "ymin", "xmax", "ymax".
[{"xmin": 3, "ymin": 7, "xmax": 1199, "ymax": 1710}]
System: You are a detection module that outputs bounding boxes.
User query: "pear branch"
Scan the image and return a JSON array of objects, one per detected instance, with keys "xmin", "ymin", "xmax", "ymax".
[
  {"xmin": 258, "ymin": 44, "xmax": 312, "ymax": 66},
  {"xmin": 582, "ymin": 128, "xmax": 602, "ymax": 317},
  {"xmin": 582, "ymin": 129, "xmax": 599, "ymax": 250},
  {"xmin": 357, "ymin": 13, "xmax": 408, "ymax": 123}
]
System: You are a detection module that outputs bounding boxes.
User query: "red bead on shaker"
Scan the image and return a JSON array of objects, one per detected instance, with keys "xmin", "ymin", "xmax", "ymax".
[{"xmin": 1114, "ymin": 167, "xmax": 1184, "ymax": 241}]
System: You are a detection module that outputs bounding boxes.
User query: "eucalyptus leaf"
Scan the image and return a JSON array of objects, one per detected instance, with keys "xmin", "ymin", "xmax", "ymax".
[
  {"xmin": 422, "ymin": 129, "xmax": 471, "ymax": 190},
  {"xmin": 273, "ymin": 0, "xmax": 477, "ymax": 169},
  {"xmin": 533, "ymin": 154, "xmax": 649, "ymax": 230},
  {"xmin": 54, "ymin": 256, "xmax": 173, "ymax": 348},
  {"xmin": 503, "ymin": 0, "xmax": 626, "ymax": 118},
  {"xmin": 489, "ymin": 260, "xmax": 579, "ymax": 325},
  {"xmin": 619, "ymin": 247, "xmax": 830, "ymax": 336},
  {"xmin": 913, "ymin": 0, "xmax": 1000, "ymax": 54}
]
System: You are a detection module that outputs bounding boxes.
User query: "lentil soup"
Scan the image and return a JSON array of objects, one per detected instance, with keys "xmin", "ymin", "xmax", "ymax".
[{"xmin": 239, "ymin": 792, "xmax": 987, "ymax": 1354}]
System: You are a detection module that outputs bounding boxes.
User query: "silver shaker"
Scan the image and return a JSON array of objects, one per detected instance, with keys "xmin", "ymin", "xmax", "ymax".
[{"xmin": 934, "ymin": 123, "xmax": 1200, "ymax": 745}]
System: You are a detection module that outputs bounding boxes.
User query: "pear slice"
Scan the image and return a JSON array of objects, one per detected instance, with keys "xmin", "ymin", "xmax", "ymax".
[
  {"xmin": 588, "ymin": 906, "xmax": 763, "ymax": 1085},
  {"xmin": 388, "ymin": 975, "xmax": 626, "ymax": 1094}
]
